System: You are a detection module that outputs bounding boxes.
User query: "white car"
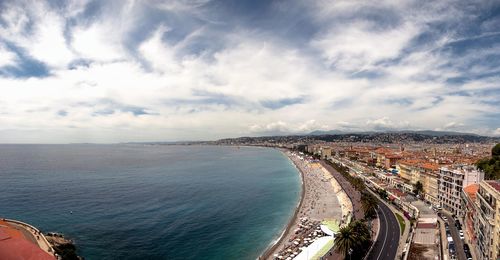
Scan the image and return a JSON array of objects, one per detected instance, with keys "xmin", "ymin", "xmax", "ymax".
[
  {"xmin": 443, "ymin": 216, "xmax": 448, "ymax": 221},
  {"xmin": 459, "ymin": 230, "xmax": 464, "ymax": 240}
]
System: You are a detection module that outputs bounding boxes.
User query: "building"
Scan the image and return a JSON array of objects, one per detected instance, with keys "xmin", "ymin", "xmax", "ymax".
[
  {"xmin": 460, "ymin": 184, "xmax": 480, "ymax": 248},
  {"xmin": 395, "ymin": 160, "xmax": 440, "ymax": 205},
  {"xmin": 320, "ymin": 146, "xmax": 332, "ymax": 159},
  {"xmin": 438, "ymin": 165, "xmax": 484, "ymax": 215},
  {"xmin": 418, "ymin": 163, "xmax": 440, "ymax": 205},
  {"xmin": 474, "ymin": 180, "xmax": 500, "ymax": 260}
]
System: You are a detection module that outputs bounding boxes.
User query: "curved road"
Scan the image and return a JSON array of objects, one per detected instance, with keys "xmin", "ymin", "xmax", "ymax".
[
  {"xmin": 320, "ymin": 160, "xmax": 400, "ymax": 260},
  {"xmin": 366, "ymin": 198, "xmax": 400, "ymax": 260}
]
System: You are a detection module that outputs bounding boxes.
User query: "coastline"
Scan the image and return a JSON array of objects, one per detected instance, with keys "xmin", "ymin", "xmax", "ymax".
[{"xmin": 259, "ymin": 148, "xmax": 306, "ymax": 260}]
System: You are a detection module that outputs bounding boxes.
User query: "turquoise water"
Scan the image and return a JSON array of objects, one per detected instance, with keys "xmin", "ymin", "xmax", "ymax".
[{"xmin": 0, "ymin": 145, "xmax": 300, "ymax": 259}]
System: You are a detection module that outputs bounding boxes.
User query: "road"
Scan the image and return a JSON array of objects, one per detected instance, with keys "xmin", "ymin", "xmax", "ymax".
[
  {"xmin": 442, "ymin": 212, "xmax": 467, "ymax": 260},
  {"xmin": 366, "ymin": 199, "xmax": 400, "ymax": 260},
  {"xmin": 321, "ymin": 160, "xmax": 400, "ymax": 260}
]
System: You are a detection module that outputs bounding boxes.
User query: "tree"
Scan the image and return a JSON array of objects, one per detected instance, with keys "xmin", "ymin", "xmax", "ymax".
[
  {"xmin": 333, "ymin": 220, "xmax": 371, "ymax": 259},
  {"xmin": 414, "ymin": 181, "xmax": 423, "ymax": 196},
  {"xmin": 476, "ymin": 143, "xmax": 500, "ymax": 180},
  {"xmin": 361, "ymin": 192, "xmax": 378, "ymax": 220},
  {"xmin": 492, "ymin": 143, "xmax": 500, "ymax": 157},
  {"xmin": 333, "ymin": 225, "xmax": 358, "ymax": 258}
]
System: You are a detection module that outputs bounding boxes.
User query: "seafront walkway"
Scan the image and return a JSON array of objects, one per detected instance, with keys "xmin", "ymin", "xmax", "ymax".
[
  {"xmin": 0, "ymin": 218, "xmax": 56, "ymax": 259},
  {"xmin": 264, "ymin": 152, "xmax": 350, "ymax": 260},
  {"xmin": 3, "ymin": 218, "xmax": 54, "ymax": 254}
]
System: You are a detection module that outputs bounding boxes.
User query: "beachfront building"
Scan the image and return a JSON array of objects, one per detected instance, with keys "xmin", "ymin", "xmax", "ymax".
[
  {"xmin": 438, "ymin": 165, "xmax": 484, "ymax": 215},
  {"xmin": 460, "ymin": 184, "xmax": 480, "ymax": 252},
  {"xmin": 396, "ymin": 160, "xmax": 420, "ymax": 182},
  {"xmin": 474, "ymin": 180, "xmax": 500, "ymax": 260},
  {"xmin": 395, "ymin": 160, "xmax": 440, "ymax": 204},
  {"xmin": 320, "ymin": 146, "xmax": 332, "ymax": 159},
  {"xmin": 418, "ymin": 163, "xmax": 440, "ymax": 205}
]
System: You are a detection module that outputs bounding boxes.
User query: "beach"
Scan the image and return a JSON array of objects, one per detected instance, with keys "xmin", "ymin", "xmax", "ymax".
[{"xmin": 261, "ymin": 151, "xmax": 353, "ymax": 260}]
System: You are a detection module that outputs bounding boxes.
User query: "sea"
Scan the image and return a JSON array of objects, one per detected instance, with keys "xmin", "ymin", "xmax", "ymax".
[{"xmin": 0, "ymin": 144, "xmax": 301, "ymax": 260}]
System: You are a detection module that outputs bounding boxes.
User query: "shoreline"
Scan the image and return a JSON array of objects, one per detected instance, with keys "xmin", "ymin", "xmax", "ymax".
[{"xmin": 259, "ymin": 148, "xmax": 306, "ymax": 260}]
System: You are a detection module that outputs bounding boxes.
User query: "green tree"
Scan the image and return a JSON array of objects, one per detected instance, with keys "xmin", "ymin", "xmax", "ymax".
[
  {"xmin": 333, "ymin": 220, "xmax": 371, "ymax": 259},
  {"xmin": 333, "ymin": 225, "xmax": 357, "ymax": 258},
  {"xmin": 492, "ymin": 143, "xmax": 500, "ymax": 157},
  {"xmin": 476, "ymin": 143, "xmax": 500, "ymax": 180},
  {"xmin": 361, "ymin": 192, "xmax": 378, "ymax": 220},
  {"xmin": 414, "ymin": 181, "xmax": 423, "ymax": 195}
]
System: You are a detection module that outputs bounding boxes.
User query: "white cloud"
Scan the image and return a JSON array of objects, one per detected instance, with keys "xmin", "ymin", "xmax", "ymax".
[
  {"xmin": 366, "ymin": 117, "xmax": 410, "ymax": 130},
  {"xmin": 139, "ymin": 26, "xmax": 181, "ymax": 73},
  {"xmin": 0, "ymin": 44, "xmax": 17, "ymax": 67},
  {"xmin": 312, "ymin": 21, "xmax": 419, "ymax": 71},
  {"xmin": 71, "ymin": 23, "xmax": 125, "ymax": 62},
  {"xmin": 0, "ymin": 0, "xmax": 498, "ymax": 142},
  {"xmin": 0, "ymin": 2, "xmax": 75, "ymax": 68}
]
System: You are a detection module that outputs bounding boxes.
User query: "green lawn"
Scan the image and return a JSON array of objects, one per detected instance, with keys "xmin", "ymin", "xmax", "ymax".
[{"xmin": 395, "ymin": 213, "xmax": 405, "ymax": 235}]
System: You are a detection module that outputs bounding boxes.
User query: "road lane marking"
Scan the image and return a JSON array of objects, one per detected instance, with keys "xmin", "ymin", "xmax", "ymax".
[{"xmin": 376, "ymin": 205, "xmax": 389, "ymax": 260}]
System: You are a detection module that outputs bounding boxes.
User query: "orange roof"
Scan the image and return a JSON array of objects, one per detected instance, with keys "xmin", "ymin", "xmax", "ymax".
[
  {"xmin": 386, "ymin": 154, "xmax": 402, "ymax": 159},
  {"xmin": 399, "ymin": 159, "xmax": 424, "ymax": 166},
  {"xmin": 375, "ymin": 147, "xmax": 394, "ymax": 155},
  {"xmin": 420, "ymin": 162, "xmax": 439, "ymax": 171},
  {"xmin": 464, "ymin": 184, "xmax": 480, "ymax": 200}
]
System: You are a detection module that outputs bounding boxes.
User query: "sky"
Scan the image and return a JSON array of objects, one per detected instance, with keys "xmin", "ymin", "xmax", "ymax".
[{"xmin": 0, "ymin": 0, "xmax": 499, "ymax": 143}]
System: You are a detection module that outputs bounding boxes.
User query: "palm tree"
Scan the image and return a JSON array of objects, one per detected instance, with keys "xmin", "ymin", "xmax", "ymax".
[
  {"xmin": 361, "ymin": 192, "xmax": 378, "ymax": 220},
  {"xmin": 333, "ymin": 220, "xmax": 371, "ymax": 258},
  {"xmin": 350, "ymin": 220, "xmax": 370, "ymax": 241},
  {"xmin": 333, "ymin": 225, "xmax": 357, "ymax": 257}
]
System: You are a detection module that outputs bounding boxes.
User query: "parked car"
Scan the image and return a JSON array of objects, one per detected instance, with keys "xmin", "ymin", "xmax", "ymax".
[
  {"xmin": 463, "ymin": 243, "xmax": 470, "ymax": 253},
  {"xmin": 449, "ymin": 243, "xmax": 456, "ymax": 255},
  {"xmin": 459, "ymin": 230, "xmax": 464, "ymax": 240},
  {"xmin": 443, "ymin": 216, "xmax": 448, "ymax": 221}
]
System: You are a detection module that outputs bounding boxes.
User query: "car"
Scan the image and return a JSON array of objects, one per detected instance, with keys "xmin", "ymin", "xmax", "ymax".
[
  {"xmin": 463, "ymin": 243, "xmax": 470, "ymax": 253},
  {"xmin": 459, "ymin": 230, "xmax": 464, "ymax": 240},
  {"xmin": 445, "ymin": 225, "xmax": 450, "ymax": 231},
  {"xmin": 449, "ymin": 243, "xmax": 456, "ymax": 254},
  {"xmin": 443, "ymin": 216, "xmax": 448, "ymax": 221}
]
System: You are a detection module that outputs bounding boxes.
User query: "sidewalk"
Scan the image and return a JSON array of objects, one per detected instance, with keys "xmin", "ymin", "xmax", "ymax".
[{"xmin": 437, "ymin": 218, "xmax": 447, "ymax": 260}]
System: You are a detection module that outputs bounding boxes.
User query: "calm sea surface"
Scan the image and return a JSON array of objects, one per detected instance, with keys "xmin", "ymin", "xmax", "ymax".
[{"xmin": 0, "ymin": 144, "xmax": 300, "ymax": 259}]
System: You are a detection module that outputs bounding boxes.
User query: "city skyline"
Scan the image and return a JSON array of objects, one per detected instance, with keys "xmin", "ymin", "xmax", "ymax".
[{"xmin": 1, "ymin": 0, "xmax": 499, "ymax": 143}]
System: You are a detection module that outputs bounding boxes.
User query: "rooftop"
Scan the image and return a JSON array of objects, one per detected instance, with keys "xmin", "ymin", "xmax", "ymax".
[
  {"xmin": 464, "ymin": 183, "xmax": 480, "ymax": 201},
  {"xmin": 485, "ymin": 180, "xmax": 500, "ymax": 193}
]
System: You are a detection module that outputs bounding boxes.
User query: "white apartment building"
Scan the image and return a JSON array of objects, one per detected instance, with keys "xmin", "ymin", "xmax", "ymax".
[{"xmin": 438, "ymin": 165, "xmax": 484, "ymax": 215}]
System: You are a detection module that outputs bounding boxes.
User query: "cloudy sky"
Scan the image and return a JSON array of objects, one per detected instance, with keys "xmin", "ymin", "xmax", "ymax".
[{"xmin": 0, "ymin": 0, "xmax": 499, "ymax": 143}]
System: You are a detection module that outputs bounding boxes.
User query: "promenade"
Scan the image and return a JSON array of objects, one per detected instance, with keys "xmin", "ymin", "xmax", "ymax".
[
  {"xmin": 0, "ymin": 218, "xmax": 55, "ymax": 259},
  {"xmin": 263, "ymin": 151, "xmax": 350, "ymax": 260}
]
